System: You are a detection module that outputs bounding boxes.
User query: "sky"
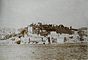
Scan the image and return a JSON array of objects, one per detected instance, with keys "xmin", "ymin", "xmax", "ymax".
[{"xmin": 0, "ymin": 0, "xmax": 88, "ymax": 29}]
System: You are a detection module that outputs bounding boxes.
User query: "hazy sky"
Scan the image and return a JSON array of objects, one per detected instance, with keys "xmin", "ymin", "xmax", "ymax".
[{"xmin": 0, "ymin": 0, "xmax": 88, "ymax": 29}]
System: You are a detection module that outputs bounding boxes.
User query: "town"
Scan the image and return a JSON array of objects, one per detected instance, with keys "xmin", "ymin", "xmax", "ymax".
[{"xmin": 0, "ymin": 22, "xmax": 88, "ymax": 45}]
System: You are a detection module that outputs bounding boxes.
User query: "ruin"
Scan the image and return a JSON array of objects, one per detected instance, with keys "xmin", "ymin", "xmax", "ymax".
[{"xmin": 29, "ymin": 22, "xmax": 78, "ymax": 36}]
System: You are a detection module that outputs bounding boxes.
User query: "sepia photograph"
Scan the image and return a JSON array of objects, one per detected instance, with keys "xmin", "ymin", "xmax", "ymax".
[{"xmin": 0, "ymin": 0, "xmax": 88, "ymax": 60}]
